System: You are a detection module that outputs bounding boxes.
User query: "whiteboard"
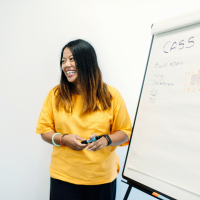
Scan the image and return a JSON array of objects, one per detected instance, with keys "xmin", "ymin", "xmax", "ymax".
[{"xmin": 123, "ymin": 9, "xmax": 200, "ymax": 200}]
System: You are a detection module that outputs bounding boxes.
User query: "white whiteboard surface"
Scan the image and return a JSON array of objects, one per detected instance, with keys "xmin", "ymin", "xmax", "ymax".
[{"xmin": 123, "ymin": 18, "xmax": 200, "ymax": 200}]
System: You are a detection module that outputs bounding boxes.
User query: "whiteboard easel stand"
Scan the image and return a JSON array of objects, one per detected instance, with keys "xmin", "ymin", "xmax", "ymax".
[
  {"xmin": 122, "ymin": 180, "xmax": 132, "ymax": 200},
  {"xmin": 122, "ymin": 180, "xmax": 161, "ymax": 200}
]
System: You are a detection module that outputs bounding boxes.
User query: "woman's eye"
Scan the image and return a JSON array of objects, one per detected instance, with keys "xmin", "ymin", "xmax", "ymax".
[
  {"xmin": 70, "ymin": 58, "xmax": 74, "ymax": 61},
  {"xmin": 61, "ymin": 60, "xmax": 65, "ymax": 63}
]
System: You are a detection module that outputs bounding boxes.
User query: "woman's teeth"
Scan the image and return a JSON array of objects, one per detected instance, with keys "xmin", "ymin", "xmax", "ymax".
[{"xmin": 66, "ymin": 71, "xmax": 76, "ymax": 75}]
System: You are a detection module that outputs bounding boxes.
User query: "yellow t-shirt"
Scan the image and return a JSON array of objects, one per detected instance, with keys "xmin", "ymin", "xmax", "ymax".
[{"xmin": 36, "ymin": 85, "xmax": 132, "ymax": 185}]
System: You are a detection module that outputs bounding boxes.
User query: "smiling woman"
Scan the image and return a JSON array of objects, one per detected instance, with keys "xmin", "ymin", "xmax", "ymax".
[{"xmin": 36, "ymin": 39, "xmax": 132, "ymax": 200}]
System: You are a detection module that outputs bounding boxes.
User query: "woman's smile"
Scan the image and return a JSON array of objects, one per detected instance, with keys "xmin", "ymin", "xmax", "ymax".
[{"xmin": 66, "ymin": 69, "xmax": 76, "ymax": 77}]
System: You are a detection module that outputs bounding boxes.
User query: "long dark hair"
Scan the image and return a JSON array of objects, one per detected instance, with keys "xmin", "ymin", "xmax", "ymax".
[{"xmin": 55, "ymin": 39, "xmax": 112, "ymax": 114}]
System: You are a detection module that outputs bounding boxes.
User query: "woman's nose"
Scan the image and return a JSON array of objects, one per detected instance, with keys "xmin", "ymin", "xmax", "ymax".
[{"xmin": 64, "ymin": 59, "xmax": 71, "ymax": 67}]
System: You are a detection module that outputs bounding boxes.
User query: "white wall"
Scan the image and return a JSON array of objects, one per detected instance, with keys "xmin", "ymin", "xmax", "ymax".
[{"xmin": 1, "ymin": 0, "xmax": 200, "ymax": 199}]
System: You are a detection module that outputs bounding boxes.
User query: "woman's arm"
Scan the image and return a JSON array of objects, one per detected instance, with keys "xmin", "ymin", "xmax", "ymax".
[
  {"xmin": 109, "ymin": 130, "xmax": 129, "ymax": 146},
  {"xmin": 41, "ymin": 131, "xmax": 58, "ymax": 144},
  {"xmin": 41, "ymin": 132, "xmax": 87, "ymax": 151}
]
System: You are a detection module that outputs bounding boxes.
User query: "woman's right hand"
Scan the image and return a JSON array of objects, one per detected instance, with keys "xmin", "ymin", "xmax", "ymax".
[{"xmin": 62, "ymin": 134, "xmax": 87, "ymax": 151}]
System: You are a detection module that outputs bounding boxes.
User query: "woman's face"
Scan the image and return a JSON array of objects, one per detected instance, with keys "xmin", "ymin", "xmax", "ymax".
[{"xmin": 61, "ymin": 47, "xmax": 78, "ymax": 84}]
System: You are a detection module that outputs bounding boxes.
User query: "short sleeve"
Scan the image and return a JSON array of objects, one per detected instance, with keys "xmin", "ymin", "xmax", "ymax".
[
  {"xmin": 111, "ymin": 89, "xmax": 132, "ymax": 146},
  {"xmin": 36, "ymin": 89, "xmax": 55, "ymax": 134}
]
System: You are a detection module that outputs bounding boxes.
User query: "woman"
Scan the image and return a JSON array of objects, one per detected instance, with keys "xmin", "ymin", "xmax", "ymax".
[{"xmin": 36, "ymin": 39, "xmax": 132, "ymax": 200}]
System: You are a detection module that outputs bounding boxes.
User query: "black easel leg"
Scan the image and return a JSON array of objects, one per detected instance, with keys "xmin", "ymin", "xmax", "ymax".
[{"xmin": 123, "ymin": 185, "xmax": 132, "ymax": 200}]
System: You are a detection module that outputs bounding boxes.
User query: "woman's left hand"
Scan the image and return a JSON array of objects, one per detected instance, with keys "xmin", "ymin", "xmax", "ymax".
[{"xmin": 86, "ymin": 133, "xmax": 108, "ymax": 151}]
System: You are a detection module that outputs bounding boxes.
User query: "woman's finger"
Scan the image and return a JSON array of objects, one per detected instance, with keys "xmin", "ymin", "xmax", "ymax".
[
  {"xmin": 76, "ymin": 135, "xmax": 86, "ymax": 141},
  {"xmin": 93, "ymin": 144, "xmax": 103, "ymax": 151},
  {"xmin": 91, "ymin": 143, "xmax": 104, "ymax": 151},
  {"xmin": 88, "ymin": 141, "xmax": 101, "ymax": 151},
  {"xmin": 88, "ymin": 133, "xmax": 97, "ymax": 140},
  {"xmin": 87, "ymin": 140, "xmax": 97, "ymax": 149},
  {"xmin": 74, "ymin": 144, "xmax": 86, "ymax": 151}
]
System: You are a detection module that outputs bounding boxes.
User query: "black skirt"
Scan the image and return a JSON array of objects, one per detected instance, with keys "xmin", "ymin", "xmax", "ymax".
[{"xmin": 50, "ymin": 177, "xmax": 116, "ymax": 200}]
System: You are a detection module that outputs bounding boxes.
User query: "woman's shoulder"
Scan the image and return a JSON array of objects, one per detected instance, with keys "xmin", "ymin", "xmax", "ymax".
[
  {"xmin": 106, "ymin": 84, "xmax": 124, "ymax": 104},
  {"xmin": 107, "ymin": 84, "xmax": 121, "ymax": 97},
  {"xmin": 52, "ymin": 85, "xmax": 59, "ymax": 93},
  {"xmin": 45, "ymin": 85, "xmax": 59, "ymax": 99}
]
